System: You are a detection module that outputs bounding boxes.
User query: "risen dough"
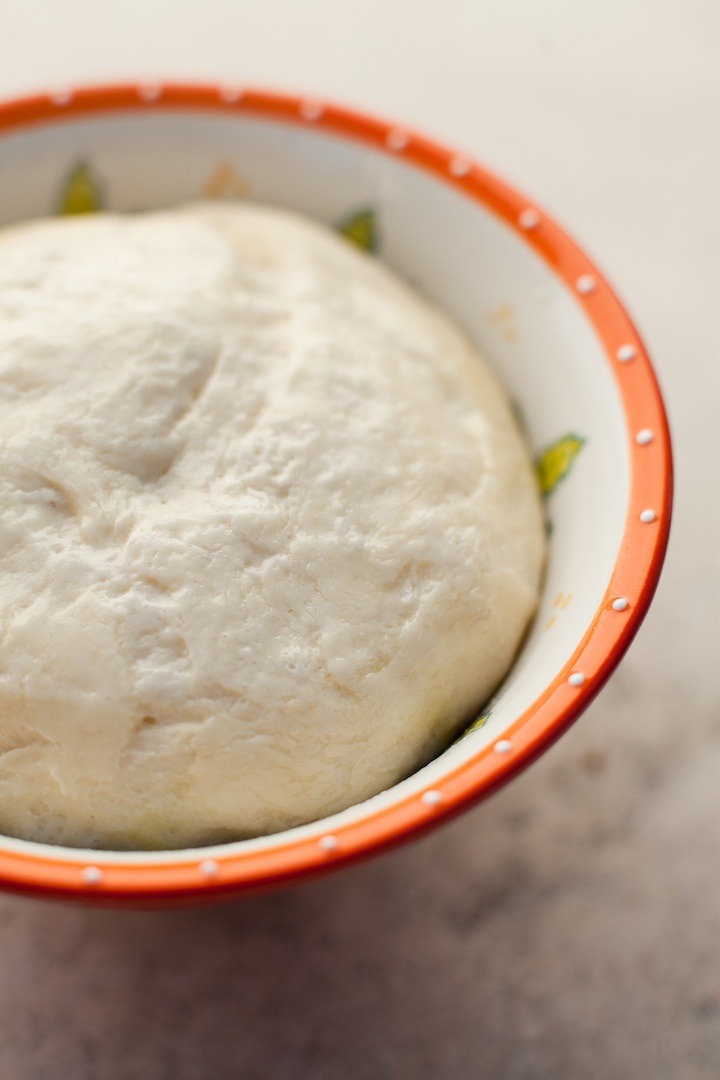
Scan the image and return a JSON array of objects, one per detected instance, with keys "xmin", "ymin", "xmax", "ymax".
[{"xmin": 0, "ymin": 203, "xmax": 544, "ymax": 850}]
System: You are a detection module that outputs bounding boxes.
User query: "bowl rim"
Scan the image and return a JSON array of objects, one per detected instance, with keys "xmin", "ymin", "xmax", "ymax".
[{"xmin": 0, "ymin": 81, "xmax": 672, "ymax": 904}]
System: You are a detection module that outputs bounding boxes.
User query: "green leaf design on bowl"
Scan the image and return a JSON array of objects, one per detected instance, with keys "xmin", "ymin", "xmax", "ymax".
[
  {"xmin": 58, "ymin": 162, "xmax": 103, "ymax": 215},
  {"xmin": 337, "ymin": 207, "xmax": 377, "ymax": 253},
  {"xmin": 535, "ymin": 434, "xmax": 585, "ymax": 497}
]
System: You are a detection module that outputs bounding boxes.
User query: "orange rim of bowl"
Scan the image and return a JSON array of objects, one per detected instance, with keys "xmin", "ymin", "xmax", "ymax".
[{"xmin": 0, "ymin": 83, "xmax": 672, "ymax": 903}]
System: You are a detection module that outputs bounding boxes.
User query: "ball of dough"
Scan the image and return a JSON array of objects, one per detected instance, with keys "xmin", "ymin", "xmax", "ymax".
[{"xmin": 0, "ymin": 203, "xmax": 544, "ymax": 850}]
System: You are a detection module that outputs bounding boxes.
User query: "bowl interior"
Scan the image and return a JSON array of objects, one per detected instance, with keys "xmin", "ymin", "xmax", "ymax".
[{"xmin": 0, "ymin": 92, "xmax": 667, "ymax": 891}]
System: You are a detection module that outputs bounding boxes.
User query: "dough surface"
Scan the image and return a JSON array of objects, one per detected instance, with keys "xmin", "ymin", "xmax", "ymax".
[{"xmin": 0, "ymin": 203, "xmax": 544, "ymax": 850}]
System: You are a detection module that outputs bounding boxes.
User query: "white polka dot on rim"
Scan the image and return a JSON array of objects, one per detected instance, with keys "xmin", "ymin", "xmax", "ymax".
[
  {"xmin": 449, "ymin": 156, "xmax": 471, "ymax": 177},
  {"xmin": 50, "ymin": 88, "xmax": 73, "ymax": 107},
  {"xmin": 421, "ymin": 789, "xmax": 443, "ymax": 806},
  {"xmin": 199, "ymin": 859, "xmax": 219, "ymax": 878},
  {"xmin": 518, "ymin": 208, "xmax": 540, "ymax": 230},
  {"xmin": 82, "ymin": 866, "xmax": 103, "ymax": 886},
  {"xmin": 611, "ymin": 597, "xmax": 629, "ymax": 612},
  {"xmin": 494, "ymin": 739, "xmax": 513, "ymax": 755},
  {"xmin": 299, "ymin": 99, "xmax": 323, "ymax": 121},
  {"xmin": 576, "ymin": 274, "xmax": 596, "ymax": 295},
  {"xmin": 219, "ymin": 85, "xmax": 243, "ymax": 103},
  {"xmin": 138, "ymin": 84, "xmax": 162, "ymax": 102},
  {"xmin": 617, "ymin": 344, "xmax": 637, "ymax": 363},
  {"xmin": 386, "ymin": 129, "xmax": 409, "ymax": 152},
  {"xmin": 568, "ymin": 672, "xmax": 586, "ymax": 687},
  {"xmin": 639, "ymin": 509, "xmax": 658, "ymax": 523},
  {"xmin": 318, "ymin": 835, "xmax": 338, "ymax": 852},
  {"xmin": 635, "ymin": 429, "xmax": 654, "ymax": 446}
]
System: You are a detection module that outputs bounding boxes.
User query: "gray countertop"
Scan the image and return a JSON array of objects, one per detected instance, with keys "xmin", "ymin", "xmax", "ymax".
[{"xmin": 0, "ymin": 1, "xmax": 718, "ymax": 1076}]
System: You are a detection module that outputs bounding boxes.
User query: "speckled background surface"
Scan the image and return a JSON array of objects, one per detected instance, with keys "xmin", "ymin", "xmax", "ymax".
[{"xmin": 0, "ymin": 2, "xmax": 717, "ymax": 1077}]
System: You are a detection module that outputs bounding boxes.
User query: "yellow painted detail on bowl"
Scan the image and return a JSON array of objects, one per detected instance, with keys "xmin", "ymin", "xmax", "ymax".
[
  {"xmin": 486, "ymin": 304, "xmax": 518, "ymax": 342},
  {"xmin": 58, "ymin": 161, "xmax": 102, "ymax": 215},
  {"xmin": 535, "ymin": 435, "xmax": 585, "ymax": 496},
  {"xmin": 454, "ymin": 710, "xmax": 492, "ymax": 744},
  {"xmin": 203, "ymin": 162, "xmax": 250, "ymax": 200},
  {"xmin": 337, "ymin": 207, "xmax": 377, "ymax": 253}
]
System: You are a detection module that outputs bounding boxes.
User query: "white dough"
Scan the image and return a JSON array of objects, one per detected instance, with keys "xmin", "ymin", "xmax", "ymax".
[{"xmin": 0, "ymin": 203, "xmax": 544, "ymax": 850}]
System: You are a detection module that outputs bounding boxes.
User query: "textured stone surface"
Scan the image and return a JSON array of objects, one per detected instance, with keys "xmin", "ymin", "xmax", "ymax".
[{"xmin": 0, "ymin": 1, "xmax": 717, "ymax": 1077}]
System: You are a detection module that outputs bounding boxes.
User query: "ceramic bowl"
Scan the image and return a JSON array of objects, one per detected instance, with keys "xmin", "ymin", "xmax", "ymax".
[{"xmin": 0, "ymin": 83, "xmax": 671, "ymax": 905}]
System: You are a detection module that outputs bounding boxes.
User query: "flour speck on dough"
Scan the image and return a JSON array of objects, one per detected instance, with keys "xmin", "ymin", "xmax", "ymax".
[{"xmin": 0, "ymin": 203, "xmax": 544, "ymax": 849}]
